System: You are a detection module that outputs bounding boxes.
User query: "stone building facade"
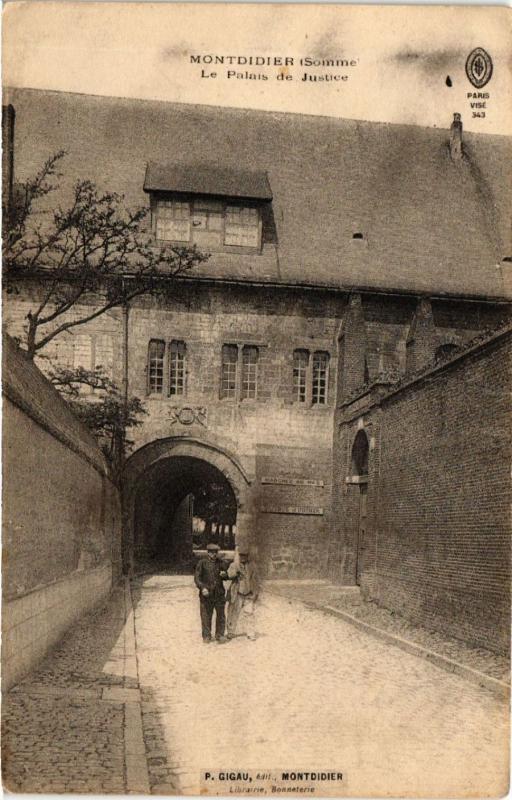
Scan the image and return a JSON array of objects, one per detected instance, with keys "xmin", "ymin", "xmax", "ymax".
[{"xmin": 3, "ymin": 88, "xmax": 511, "ymax": 597}]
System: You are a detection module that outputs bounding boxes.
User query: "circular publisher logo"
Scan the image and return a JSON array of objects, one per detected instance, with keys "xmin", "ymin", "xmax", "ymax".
[{"xmin": 465, "ymin": 48, "xmax": 493, "ymax": 89}]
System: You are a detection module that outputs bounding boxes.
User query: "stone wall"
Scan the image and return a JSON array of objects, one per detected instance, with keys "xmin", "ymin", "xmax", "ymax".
[
  {"xmin": 330, "ymin": 327, "xmax": 512, "ymax": 654},
  {"xmin": 2, "ymin": 335, "xmax": 122, "ymax": 689},
  {"xmin": 255, "ymin": 445, "xmax": 331, "ymax": 577},
  {"xmin": 124, "ymin": 283, "xmax": 340, "ymax": 575}
]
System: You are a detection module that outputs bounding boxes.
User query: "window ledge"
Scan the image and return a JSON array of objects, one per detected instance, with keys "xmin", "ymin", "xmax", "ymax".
[
  {"xmin": 146, "ymin": 394, "xmax": 187, "ymax": 401},
  {"xmin": 292, "ymin": 403, "xmax": 331, "ymax": 411},
  {"xmin": 218, "ymin": 397, "xmax": 262, "ymax": 404}
]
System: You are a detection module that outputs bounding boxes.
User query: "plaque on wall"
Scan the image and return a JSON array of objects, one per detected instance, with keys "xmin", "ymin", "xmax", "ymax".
[
  {"xmin": 260, "ymin": 506, "xmax": 324, "ymax": 516},
  {"xmin": 260, "ymin": 476, "xmax": 325, "ymax": 487}
]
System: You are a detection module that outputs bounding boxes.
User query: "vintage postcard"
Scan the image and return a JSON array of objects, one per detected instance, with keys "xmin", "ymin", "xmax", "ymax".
[{"xmin": 2, "ymin": 2, "xmax": 511, "ymax": 798}]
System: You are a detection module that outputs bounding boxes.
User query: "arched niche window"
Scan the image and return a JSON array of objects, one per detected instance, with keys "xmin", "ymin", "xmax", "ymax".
[
  {"xmin": 435, "ymin": 343, "xmax": 461, "ymax": 363},
  {"xmin": 351, "ymin": 430, "xmax": 369, "ymax": 477}
]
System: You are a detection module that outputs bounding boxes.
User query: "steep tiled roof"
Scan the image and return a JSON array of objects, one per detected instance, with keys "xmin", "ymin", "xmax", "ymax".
[{"xmin": 5, "ymin": 87, "xmax": 512, "ymax": 300}]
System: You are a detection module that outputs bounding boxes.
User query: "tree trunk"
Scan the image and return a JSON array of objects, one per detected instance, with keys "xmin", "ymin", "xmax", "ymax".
[
  {"xmin": 112, "ymin": 427, "xmax": 125, "ymax": 486},
  {"xmin": 26, "ymin": 313, "xmax": 38, "ymax": 359},
  {"xmin": 203, "ymin": 519, "xmax": 212, "ymax": 548}
]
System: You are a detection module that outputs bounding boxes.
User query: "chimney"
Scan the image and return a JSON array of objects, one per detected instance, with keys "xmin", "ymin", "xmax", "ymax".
[
  {"xmin": 2, "ymin": 104, "xmax": 15, "ymax": 214},
  {"xmin": 449, "ymin": 112, "xmax": 463, "ymax": 161}
]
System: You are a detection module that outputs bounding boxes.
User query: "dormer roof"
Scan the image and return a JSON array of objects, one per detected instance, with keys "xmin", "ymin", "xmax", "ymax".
[{"xmin": 144, "ymin": 163, "xmax": 272, "ymax": 201}]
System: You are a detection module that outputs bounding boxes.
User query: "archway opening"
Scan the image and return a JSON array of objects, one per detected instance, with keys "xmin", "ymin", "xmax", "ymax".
[
  {"xmin": 351, "ymin": 430, "xmax": 369, "ymax": 477},
  {"xmin": 133, "ymin": 455, "xmax": 238, "ymax": 572},
  {"xmin": 350, "ymin": 430, "xmax": 369, "ymax": 587}
]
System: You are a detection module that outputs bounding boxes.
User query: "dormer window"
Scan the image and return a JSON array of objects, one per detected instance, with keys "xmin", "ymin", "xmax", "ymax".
[
  {"xmin": 152, "ymin": 197, "xmax": 262, "ymax": 251},
  {"xmin": 144, "ymin": 163, "xmax": 272, "ymax": 253}
]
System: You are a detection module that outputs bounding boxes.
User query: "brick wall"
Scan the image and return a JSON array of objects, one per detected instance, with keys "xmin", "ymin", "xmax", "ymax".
[
  {"xmin": 2, "ymin": 335, "xmax": 122, "ymax": 689},
  {"xmin": 330, "ymin": 328, "xmax": 512, "ymax": 654}
]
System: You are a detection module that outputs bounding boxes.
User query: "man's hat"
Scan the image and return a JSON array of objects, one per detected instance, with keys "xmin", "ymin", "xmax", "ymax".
[
  {"xmin": 238, "ymin": 548, "xmax": 250, "ymax": 556},
  {"xmin": 206, "ymin": 543, "xmax": 220, "ymax": 551}
]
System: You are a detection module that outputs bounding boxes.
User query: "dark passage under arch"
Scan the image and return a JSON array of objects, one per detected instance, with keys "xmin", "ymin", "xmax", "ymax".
[{"xmin": 133, "ymin": 455, "xmax": 237, "ymax": 571}]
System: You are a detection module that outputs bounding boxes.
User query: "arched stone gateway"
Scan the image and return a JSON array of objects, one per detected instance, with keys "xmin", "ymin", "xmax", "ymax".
[{"xmin": 122, "ymin": 437, "xmax": 255, "ymax": 573}]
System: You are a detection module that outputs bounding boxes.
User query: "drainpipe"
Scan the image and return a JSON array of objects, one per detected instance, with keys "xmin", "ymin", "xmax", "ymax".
[
  {"xmin": 121, "ymin": 291, "xmax": 132, "ymax": 575},
  {"xmin": 122, "ymin": 284, "xmax": 130, "ymax": 406}
]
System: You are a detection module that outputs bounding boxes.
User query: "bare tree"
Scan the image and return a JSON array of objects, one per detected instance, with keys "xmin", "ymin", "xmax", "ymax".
[
  {"xmin": 4, "ymin": 152, "xmax": 208, "ymax": 358},
  {"xmin": 48, "ymin": 364, "xmax": 147, "ymax": 480}
]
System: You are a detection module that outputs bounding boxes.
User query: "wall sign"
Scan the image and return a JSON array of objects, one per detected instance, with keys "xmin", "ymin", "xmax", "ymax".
[
  {"xmin": 260, "ymin": 506, "xmax": 324, "ymax": 516},
  {"xmin": 260, "ymin": 476, "xmax": 324, "ymax": 487}
]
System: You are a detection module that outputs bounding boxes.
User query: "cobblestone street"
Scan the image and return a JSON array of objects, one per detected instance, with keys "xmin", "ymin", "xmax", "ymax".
[
  {"xmin": 133, "ymin": 575, "xmax": 509, "ymax": 798},
  {"xmin": 3, "ymin": 575, "xmax": 510, "ymax": 796},
  {"xmin": 2, "ymin": 586, "xmax": 130, "ymax": 794}
]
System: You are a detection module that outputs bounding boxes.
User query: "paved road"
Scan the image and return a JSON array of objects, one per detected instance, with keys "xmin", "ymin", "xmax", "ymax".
[{"xmin": 133, "ymin": 575, "xmax": 509, "ymax": 798}]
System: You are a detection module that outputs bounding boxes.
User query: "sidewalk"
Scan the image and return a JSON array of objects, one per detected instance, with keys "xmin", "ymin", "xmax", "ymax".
[
  {"xmin": 264, "ymin": 579, "xmax": 510, "ymax": 694},
  {"xmin": 2, "ymin": 581, "xmax": 149, "ymax": 795}
]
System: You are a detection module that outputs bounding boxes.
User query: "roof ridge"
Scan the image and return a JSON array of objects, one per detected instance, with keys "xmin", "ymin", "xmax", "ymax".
[{"xmin": 4, "ymin": 85, "xmax": 511, "ymax": 141}]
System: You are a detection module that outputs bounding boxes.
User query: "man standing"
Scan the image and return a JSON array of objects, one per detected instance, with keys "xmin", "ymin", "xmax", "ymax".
[
  {"xmin": 226, "ymin": 548, "xmax": 260, "ymax": 641},
  {"xmin": 194, "ymin": 543, "xmax": 229, "ymax": 644}
]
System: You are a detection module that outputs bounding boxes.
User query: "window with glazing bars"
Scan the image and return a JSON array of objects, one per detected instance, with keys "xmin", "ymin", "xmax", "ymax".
[
  {"xmin": 155, "ymin": 200, "xmax": 190, "ymax": 242},
  {"xmin": 241, "ymin": 346, "xmax": 259, "ymax": 399},
  {"xmin": 148, "ymin": 339, "xmax": 165, "ymax": 394},
  {"xmin": 293, "ymin": 349, "xmax": 309, "ymax": 403},
  {"xmin": 312, "ymin": 351, "xmax": 329, "ymax": 405},
  {"xmin": 169, "ymin": 340, "xmax": 186, "ymax": 396},
  {"xmin": 221, "ymin": 344, "xmax": 238, "ymax": 399},
  {"xmin": 225, "ymin": 205, "xmax": 259, "ymax": 247}
]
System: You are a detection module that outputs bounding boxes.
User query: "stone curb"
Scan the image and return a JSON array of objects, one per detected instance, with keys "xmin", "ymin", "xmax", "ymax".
[
  {"xmin": 266, "ymin": 589, "xmax": 510, "ymax": 700},
  {"xmin": 123, "ymin": 578, "xmax": 151, "ymax": 795}
]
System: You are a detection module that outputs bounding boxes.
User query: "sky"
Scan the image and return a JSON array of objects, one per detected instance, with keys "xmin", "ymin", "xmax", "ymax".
[{"xmin": 3, "ymin": 2, "xmax": 512, "ymax": 135}]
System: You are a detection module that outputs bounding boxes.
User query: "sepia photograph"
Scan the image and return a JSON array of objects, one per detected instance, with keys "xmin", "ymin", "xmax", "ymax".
[{"xmin": 2, "ymin": 2, "xmax": 511, "ymax": 797}]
